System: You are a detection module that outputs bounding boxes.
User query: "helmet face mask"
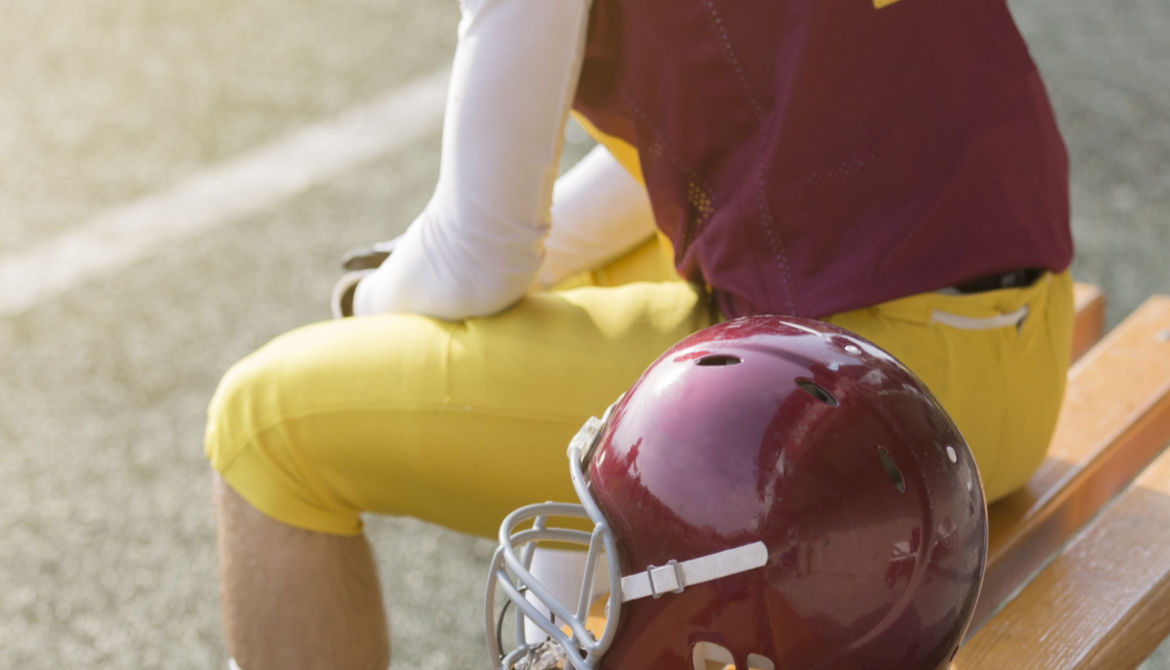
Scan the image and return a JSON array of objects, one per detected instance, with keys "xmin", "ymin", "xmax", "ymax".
[
  {"xmin": 484, "ymin": 500, "xmax": 617, "ymax": 670},
  {"xmin": 486, "ymin": 316, "xmax": 988, "ymax": 670},
  {"xmin": 485, "ymin": 407, "xmax": 624, "ymax": 670}
]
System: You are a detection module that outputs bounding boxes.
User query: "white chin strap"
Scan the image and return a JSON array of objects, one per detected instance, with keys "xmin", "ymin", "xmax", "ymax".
[
  {"xmin": 567, "ymin": 406, "xmax": 770, "ymax": 604},
  {"xmin": 620, "ymin": 541, "xmax": 769, "ymax": 602}
]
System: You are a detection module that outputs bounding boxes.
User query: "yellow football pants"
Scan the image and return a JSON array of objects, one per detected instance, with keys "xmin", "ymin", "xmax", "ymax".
[{"xmin": 205, "ymin": 236, "xmax": 1073, "ymax": 537}]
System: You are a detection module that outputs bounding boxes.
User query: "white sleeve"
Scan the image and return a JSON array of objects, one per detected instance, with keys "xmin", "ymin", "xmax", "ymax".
[
  {"xmin": 353, "ymin": 0, "xmax": 592, "ymax": 320},
  {"xmin": 536, "ymin": 144, "xmax": 658, "ymax": 289}
]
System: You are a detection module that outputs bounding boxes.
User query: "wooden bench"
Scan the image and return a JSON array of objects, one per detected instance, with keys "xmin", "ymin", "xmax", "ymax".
[{"xmin": 952, "ymin": 290, "xmax": 1170, "ymax": 669}]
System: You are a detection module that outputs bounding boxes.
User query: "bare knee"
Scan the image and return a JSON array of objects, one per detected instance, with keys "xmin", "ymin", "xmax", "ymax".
[{"xmin": 213, "ymin": 473, "xmax": 390, "ymax": 670}]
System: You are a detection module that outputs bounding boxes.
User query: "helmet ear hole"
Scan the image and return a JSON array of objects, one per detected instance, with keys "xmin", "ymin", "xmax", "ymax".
[
  {"xmin": 692, "ymin": 641, "xmax": 735, "ymax": 669},
  {"xmin": 746, "ymin": 653, "xmax": 775, "ymax": 670}
]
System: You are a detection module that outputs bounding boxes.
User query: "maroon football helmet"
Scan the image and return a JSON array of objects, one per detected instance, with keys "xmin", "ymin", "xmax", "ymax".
[{"xmin": 486, "ymin": 316, "xmax": 987, "ymax": 670}]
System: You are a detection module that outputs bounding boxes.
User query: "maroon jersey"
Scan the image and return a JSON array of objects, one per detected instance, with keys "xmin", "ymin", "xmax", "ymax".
[{"xmin": 574, "ymin": 0, "xmax": 1073, "ymax": 318}]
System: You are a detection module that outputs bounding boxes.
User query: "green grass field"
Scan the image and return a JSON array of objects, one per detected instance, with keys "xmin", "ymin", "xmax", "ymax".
[{"xmin": 1, "ymin": 1, "xmax": 1168, "ymax": 667}]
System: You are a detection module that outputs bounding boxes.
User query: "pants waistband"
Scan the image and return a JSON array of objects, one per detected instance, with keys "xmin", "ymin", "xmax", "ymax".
[{"xmin": 953, "ymin": 268, "xmax": 1044, "ymax": 294}]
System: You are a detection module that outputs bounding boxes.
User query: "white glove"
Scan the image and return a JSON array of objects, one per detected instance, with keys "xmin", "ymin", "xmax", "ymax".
[{"xmin": 330, "ymin": 236, "xmax": 401, "ymax": 318}]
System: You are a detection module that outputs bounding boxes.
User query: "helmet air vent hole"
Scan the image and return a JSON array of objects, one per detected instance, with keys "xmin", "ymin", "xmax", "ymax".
[
  {"xmin": 697, "ymin": 354, "xmax": 741, "ymax": 366},
  {"xmin": 747, "ymin": 654, "xmax": 776, "ymax": 670},
  {"xmin": 878, "ymin": 446, "xmax": 907, "ymax": 493},
  {"xmin": 796, "ymin": 378, "xmax": 838, "ymax": 406}
]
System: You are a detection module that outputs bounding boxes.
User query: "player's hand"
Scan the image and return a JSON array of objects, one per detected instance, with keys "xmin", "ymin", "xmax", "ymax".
[
  {"xmin": 330, "ymin": 270, "xmax": 372, "ymax": 318},
  {"xmin": 331, "ymin": 235, "xmax": 401, "ymax": 318},
  {"xmin": 341, "ymin": 236, "xmax": 400, "ymax": 271}
]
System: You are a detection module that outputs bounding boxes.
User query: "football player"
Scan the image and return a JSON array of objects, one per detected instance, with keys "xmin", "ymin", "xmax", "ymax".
[{"xmin": 205, "ymin": 0, "xmax": 1073, "ymax": 667}]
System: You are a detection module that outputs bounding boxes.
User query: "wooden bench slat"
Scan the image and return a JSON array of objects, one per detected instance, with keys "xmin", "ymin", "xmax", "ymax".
[
  {"xmin": 1072, "ymin": 282, "xmax": 1106, "ymax": 362},
  {"xmin": 973, "ymin": 295, "xmax": 1170, "ymax": 630},
  {"xmin": 953, "ymin": 442, "xmax": 1170, "ymax": 669}
]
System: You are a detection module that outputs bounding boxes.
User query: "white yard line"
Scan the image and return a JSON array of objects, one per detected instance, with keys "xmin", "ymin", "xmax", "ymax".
[{"xmin": 0, "ymin": 68, "xmax": 450, "ymax": 317}]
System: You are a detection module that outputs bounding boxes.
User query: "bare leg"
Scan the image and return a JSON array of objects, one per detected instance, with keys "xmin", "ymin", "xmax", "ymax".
[{"xmin": 213, "ymin": 473, "xmax": 390, "ymax": 670}]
